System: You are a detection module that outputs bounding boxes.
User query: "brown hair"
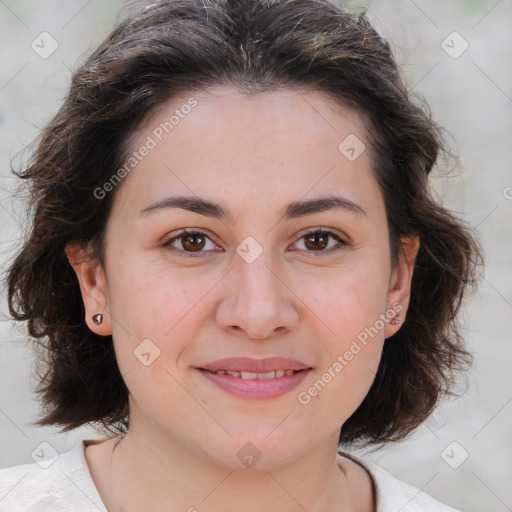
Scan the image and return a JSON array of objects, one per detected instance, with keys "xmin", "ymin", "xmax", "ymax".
[{"xmin": 6, "ymin": 0, "xmax": 483, "ymax": 447}]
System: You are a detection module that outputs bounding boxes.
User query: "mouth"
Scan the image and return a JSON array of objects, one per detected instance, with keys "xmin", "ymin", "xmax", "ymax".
[
  {"xmin": 195, "ymin": 357, "xmax": 312, "ymax": 399},
  {"xmin": 200, "ymin": 368, "xmax": 307, "ymax": 379},
  {"xmin": 198, "ymin": 356, "xmax": 311, "ymax": 374}
]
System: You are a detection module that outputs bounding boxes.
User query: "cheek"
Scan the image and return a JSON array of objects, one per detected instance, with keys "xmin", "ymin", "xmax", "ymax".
[
  {"xmin": 320, "ymin": 284, "xmax": 385, "ymax": 378},
  {"xmin": 108, "ymin": 255, "xmax": 206, "ymax": 327},
  {"xmin": 105, "ymin": 261, "xmax": 208, "ymax": 419},
  {"xmin": 293, "ymin": 267, "xmax": 388, "ymax": 427},
  {"xmin": 106, "ymin": 256, "xmax": 217, "ymax": 373},
  {"xmin": 298, "ymin": 256, "xmax": 389, "ymax": 405},
  {"xmin": 305, "ymin": 254, "xmax": 390, "ymax": 340},
  {"xmin": 295, "ymin": 342, "xmax": 383, "ymax": 437}
]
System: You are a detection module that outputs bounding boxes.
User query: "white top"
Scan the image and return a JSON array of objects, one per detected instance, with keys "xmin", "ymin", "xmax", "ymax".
[{"xmin": 0, "ymin": 440, "xmax": 462, "ymax": 511}]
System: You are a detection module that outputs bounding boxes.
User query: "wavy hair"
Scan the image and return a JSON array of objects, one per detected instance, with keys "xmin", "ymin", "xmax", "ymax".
[{"xmin": 5, "ymin": 0, "xmax": 483, "ymax": 446}]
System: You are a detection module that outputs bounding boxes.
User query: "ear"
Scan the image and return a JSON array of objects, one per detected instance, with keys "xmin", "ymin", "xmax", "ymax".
[
  {"xmin": 384, "ymin": 236, "xmax": 420, "ymax": 338},
  {"xmin": 65, "ymin": 242, "xmax": 112, "ymax": 336}
]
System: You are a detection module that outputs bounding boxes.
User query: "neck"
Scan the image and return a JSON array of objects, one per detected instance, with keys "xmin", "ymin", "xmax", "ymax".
[{"xmin": 107, "ymin": 428, "xmax": 360, "ymax": 512}]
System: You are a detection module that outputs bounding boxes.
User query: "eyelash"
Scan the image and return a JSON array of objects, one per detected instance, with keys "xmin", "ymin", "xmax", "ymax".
[{"xmin": 162, "ymin": 228, "xmax": 349, "ymax": 258}]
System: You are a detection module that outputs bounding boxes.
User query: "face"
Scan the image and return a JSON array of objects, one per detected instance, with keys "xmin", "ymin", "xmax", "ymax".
[{"xmin": 68, "ymin": 86, "xmax": 419, "ymax": 469}]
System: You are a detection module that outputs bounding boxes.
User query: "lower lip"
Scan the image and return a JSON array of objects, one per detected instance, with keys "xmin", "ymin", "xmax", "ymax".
[{"xmin": 197, "ymin": 369, "xmax": 311, "ymax": 399}]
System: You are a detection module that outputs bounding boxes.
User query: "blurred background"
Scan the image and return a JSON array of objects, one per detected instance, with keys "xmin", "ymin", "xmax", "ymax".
[{"xmin": 0, "ymin": 1, "xmax": 511, "ymax": 510}]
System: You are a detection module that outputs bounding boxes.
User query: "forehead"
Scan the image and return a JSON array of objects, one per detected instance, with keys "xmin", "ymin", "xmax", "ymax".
[
  {"xmin": 136, "ymin": 85, "xmax": 369, "ymax": 148},
  {"xmin": 114, "ymin": 85, "xmax": 383, "ymax": 221}
]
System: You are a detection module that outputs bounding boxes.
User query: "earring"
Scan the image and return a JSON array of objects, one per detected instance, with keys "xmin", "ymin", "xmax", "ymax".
[
  {"xmin": 92, "ymin": 313, "xmax": 103, "ymax": 325},
  {"xmin": 390, "ymin": 317, "xmax": 400, "ymax": 325}
]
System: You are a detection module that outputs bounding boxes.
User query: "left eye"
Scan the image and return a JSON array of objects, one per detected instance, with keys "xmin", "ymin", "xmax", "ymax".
[
  {"xmin": 163, "ymin": 229, "xmax": 347, "ymax": 257},
  {"xmin": 292, "ymin": 229, "xmax": 347, "ymax": 254}
]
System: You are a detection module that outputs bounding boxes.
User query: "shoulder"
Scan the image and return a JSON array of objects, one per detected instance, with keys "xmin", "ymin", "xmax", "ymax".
[
  {"xmin": 338, "ymin": 451, "xmax": 463, "ymax": 512},
  {"xmin": 0, "ymin": 440, "xmax": 107, "ymax": 512}
]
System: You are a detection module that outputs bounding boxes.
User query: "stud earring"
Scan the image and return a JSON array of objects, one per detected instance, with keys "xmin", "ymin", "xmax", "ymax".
[
  {"xmin": 92, "ymin": 313, "xmax": 103, "ymax": 325},
  {"xmin": 390, "ymin": 317, "xmax": 400, "ymax": 325}
]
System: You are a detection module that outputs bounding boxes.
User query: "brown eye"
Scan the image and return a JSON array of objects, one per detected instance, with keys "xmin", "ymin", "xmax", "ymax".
[
  {"xmin": 163, "ymin": 230, "xmax": 218, "ymax": 257},
  {"xmin": 304, "ymin": 232, "xmax": 330, "ymax": 251},
  {"xmin": 293, "ymin": 229, "xmax": 348, "ymax": 255},
  {"xmin": 181, "ymin": 233, "xmax": 206, "ymax": 252},
  {"xmin": 163, "ymin": 228, "xmax": 348, "ymax": 258}
]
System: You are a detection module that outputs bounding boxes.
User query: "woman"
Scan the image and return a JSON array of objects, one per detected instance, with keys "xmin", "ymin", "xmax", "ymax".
[{"xmin": 0, "ymin": 0, "xmax": 482, "ymax": 510}]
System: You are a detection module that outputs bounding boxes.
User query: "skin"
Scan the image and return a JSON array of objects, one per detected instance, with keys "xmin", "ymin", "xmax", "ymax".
[{"xmin": 66, "ymin": 85, "xmax": 420, "ymax": 512}]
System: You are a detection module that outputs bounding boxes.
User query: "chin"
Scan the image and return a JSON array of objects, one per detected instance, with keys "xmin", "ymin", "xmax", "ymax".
[{"xmin": 193, "ymin": 430, "xmax": 311, "ymax": 471}]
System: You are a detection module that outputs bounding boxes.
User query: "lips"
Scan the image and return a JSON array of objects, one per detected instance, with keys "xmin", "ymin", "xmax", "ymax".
[
  {"xmin": 198, "ymin": 357, "xmax": 311, "ymax": 374},
  {"xmin": 196, "ymin": 357, "xmax": 312, "ymax": 398},
  {"xmin": 206, "ymin": 369, "xmax": 299, "ymax": 380}
]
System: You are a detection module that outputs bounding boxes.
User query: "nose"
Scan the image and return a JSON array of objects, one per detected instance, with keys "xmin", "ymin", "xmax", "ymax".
[{"xmin": 215, "ymin": 251, "xmax": 299, "ymax": 341}]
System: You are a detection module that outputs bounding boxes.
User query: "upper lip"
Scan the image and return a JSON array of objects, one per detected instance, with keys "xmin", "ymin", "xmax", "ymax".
[{"xmin": 198, "ymin": 357, "xmax": 311, "ymax": 373}]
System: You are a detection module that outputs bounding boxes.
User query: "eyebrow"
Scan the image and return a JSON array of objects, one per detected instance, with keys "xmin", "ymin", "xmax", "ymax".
[{"xmin": 140, "ymin": 194, "xmax": 366, "ymax": 222}]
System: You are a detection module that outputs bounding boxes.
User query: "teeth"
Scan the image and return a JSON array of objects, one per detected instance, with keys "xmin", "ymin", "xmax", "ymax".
[
  {"xmin": 257, "ymin": 371, "xmax": 276, "ymax": 380},
  {"xmin": 211, "ymin": 369, "xmax": 300, "ymax": 379},
  {"xmin": 241, "ymin": 371, "xmax": 259, "ymax": 379}
]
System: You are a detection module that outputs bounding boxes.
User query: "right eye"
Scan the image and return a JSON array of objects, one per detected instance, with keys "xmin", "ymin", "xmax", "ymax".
[{"xmin": 162, "ymin": 229, "xmax": 222, "ymax": 257}]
